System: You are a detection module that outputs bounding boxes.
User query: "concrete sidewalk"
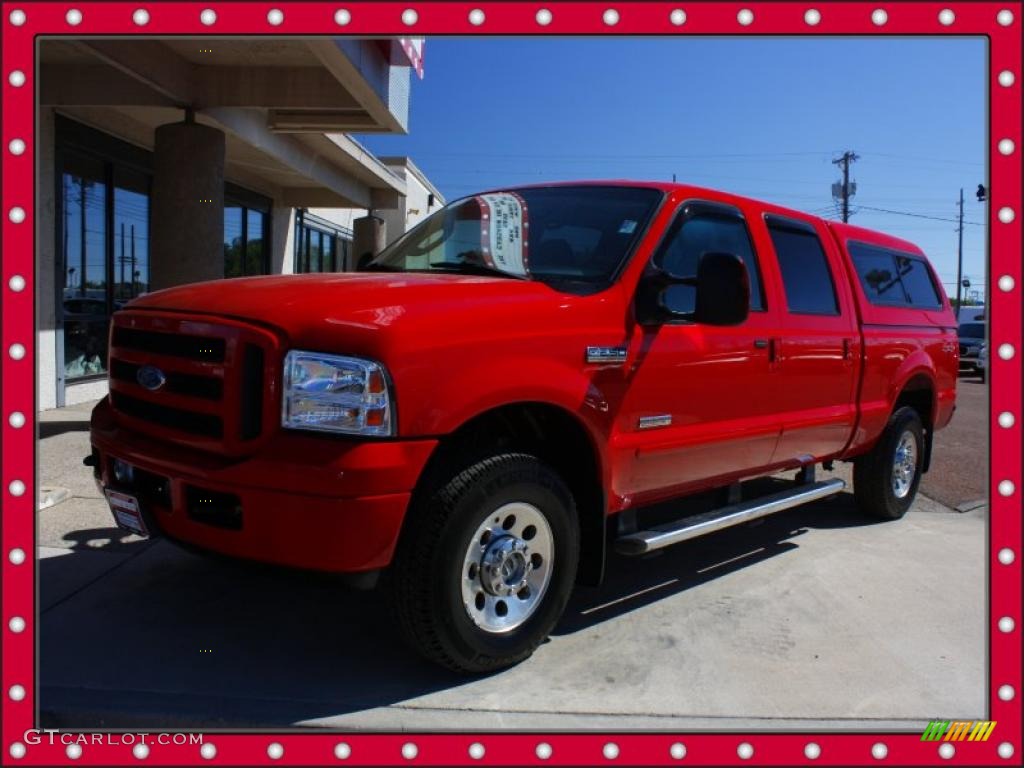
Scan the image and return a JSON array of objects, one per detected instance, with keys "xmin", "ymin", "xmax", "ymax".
[{"xmin": 37, "ymin": 402, "xmax": 987, "ymax": 731}]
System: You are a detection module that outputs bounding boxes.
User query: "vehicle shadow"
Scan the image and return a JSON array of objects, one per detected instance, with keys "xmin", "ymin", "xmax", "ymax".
[
  {"xmin": 38, "ymin": 488, "xmax": 882, "ymax": 729},
  {"xmin": 38, "ymin": 420, "xmax": 92, "ymax": 439}
]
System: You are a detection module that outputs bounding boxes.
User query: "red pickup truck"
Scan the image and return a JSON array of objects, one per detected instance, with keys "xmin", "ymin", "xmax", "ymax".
[{"xmin": 89, "ymin": 182, "xmax": 957, "ymax": 672}]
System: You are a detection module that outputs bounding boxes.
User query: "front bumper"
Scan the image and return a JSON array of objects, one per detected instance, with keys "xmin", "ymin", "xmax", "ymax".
[{"xmin": 89, "ymin": 398, "xmax": 437, "ymax": 573}]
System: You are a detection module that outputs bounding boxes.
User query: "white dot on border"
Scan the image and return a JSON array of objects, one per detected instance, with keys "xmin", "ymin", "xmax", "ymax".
[
  {"xmin": 998, "ymin": 616, "xmax": 1015, "ymax": 632},
  {"xmin": 66, "ymin": 743, "xmax": 82, "ymax": 760},
  {"xmin": 603, "ymin": 742, "xmax": 619, "ymax": 759},
  {"xmin": 603, "ymin": 9, "xmax": 619, "ymax": 26},
  {"xmin": 133, "ymin": 743, "xmax": 149, "ymax": 760},
  {"xmin": 998, "ymin": 343, "xmax": 1015, "ymax": 360},
  {"xmin": 998, "ymin": 548, "xmax": 1015, "ymax": 565},
  {"xmin": 670, "ymin": 9, "xmax": 687, "ymax": 25},
  {"xmin": 267, "ymin": 742, "xmax": 284, "ymax": 759},
  {"xmin": 133, "ymin": 8, "xmax": 149, "ymax": 26},
  {"xmin": 998, "ymin": 480, "xmax": 1016, "ymax": 496},
  {"xmin": 938, "ymin": 9, "xmax": 955, "ymax": 25},
  {"xmin": 267, "ymin": 9, "xmax": 284, "ymax": 25},
  {"xmin": 871, "ymin": 9, "xmax": 888, "ymax": 25},
  {"xmin": 998, "ymin": 70, "xmax": 1016, "ymax": 87},
  {"xmin": 65, "ymin": 8, "xmax": 82, "ymax": 25},
  {"xmin": 737, "ymin": 742, "xmax": 754, "ymax": 760},
  {"xmin": 9, "ymin": 343, "xmax": 26, "ymax": 360},
  {"xmin": 8, "ymin": 480, "xmax": 25, "ymax": 497},
  {"xmin": 8, "ymin": 138, "xmax": 25, "ymax": 155},
  {"xmin": 669, "ymin": 742, "xmax": 686, "ymax": 759},
  {"xmin": 9, "ymin": 9, "xmax": 26, "ymax": 26},
  {"xmin": 200, "ymin": 8, "xmax": 216, "ymax": 25},
  {"xmin": 401, "ymin": 742, "xmax": 418, "ymax": 760},
  {"xmin": 998, "ymin": 411, "xmax": 1015, "ymax": 428},
  {"xmin": 997, "ymin": 9, "xmax": 1015, "ymax": 26},
  {"xmin": 805, "ymin": 742, "xmax": 822, "ymax": 759},
  {"xmin": 939, "ymin": 742, "xmax": 955, "ymax": 759},
  {"xmin": 468, "ymin": 742, "xmax": 485, "ymax": 760},
  {"xmin": 998, "ymin": 274, "xmax": 1016, "ymax": 291},
  {"xmin": 998, "ymin": 684, "xmax": 1015, "ymax": 700},
  {"xmin": 401, "ymin": 9, "xmax": 418, "ymax": 25},
  {"xmin": 998, "ymin": 138, "xmax": 1015, "ymax": 155},
  {"xmin": 200, "ymin": 743, "xmax": 216, "ymax": 760},
  {"xmin": 468, "ymin": 9, "xmax": 485, "ymax": 25},
  {"xmin": 334, "ymin": 9, "xmax": 351, "ymax": 26},
  {"xmin": 805, "ymin": 9, "xmax": 821, "ymax": 25},
  {"xmin": 536, "ymin": 742, "xmax": 553, "ymax": 760},
  {"xmin": 9, "ymin": 548, "xmax": 26, "ymax": 565},
  {"xmin": 872, "ymin": 742, "xmax": 888, "ymax": 759},
  {"xmin": 8, "ymin": 685, "xmax": 25, "ymax": 701},
  {"xmin": 737, "ymin": 8, "xmax": 754, "ymax": 25},
  {"xmin": 9, "ymin": 616, "xmax": 26, "ymax": 633},
  {"xmin": 8, "ymin": 206, "xmax": 25, "ymax": 223},
  {"xmin": 9, "ymin": 275, "xmax": 26, "ymax": 292},
  {"xmin": 998, "ymin": 207, "xmax": 1016, "ymax": 223},
  {"xmin": 9, "ymin": 743, "xmax": 26, "ymax": 759},
  {"xmin": 998, "ymin": 742, "xmax": 1015, "ymax": 759},
  {"xmin": 9, "ymin": 411, "xmax": 26, "ymax": 428},
  {"xmin": 536, "ymin": 8, "xmax": 553, "ymax": 26},
  {"xmin": 334, "ymin": 742, "xmax": 351, "ymax": 760},
  {"xmin": 8, "ymin": 70, "xmax": 26, "ymax": 87}
]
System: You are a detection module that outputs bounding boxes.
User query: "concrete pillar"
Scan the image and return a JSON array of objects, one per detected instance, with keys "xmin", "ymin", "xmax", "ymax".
[
  {"xmin": 150, "ymin": 120, "xmax": 226, "ymax": 290},
  {"xmin": 352, "ymin": 215, "xmax": 386, "ymax": 270}
]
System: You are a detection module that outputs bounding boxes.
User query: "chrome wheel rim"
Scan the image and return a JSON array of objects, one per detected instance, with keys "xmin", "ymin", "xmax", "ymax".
[
  {"xmin": 460, "ymin": 502, "xmax": 554, "ymax": 634},
  {"xmin": 891, "ymin": 430, "xmax": 917, "ymax": 499}
]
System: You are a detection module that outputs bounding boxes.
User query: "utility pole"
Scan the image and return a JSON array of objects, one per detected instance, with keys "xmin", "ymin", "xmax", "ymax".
[
  {"xmin": 831, "ymin": 151, "xmax": 859, "ymax": 223},
  {"xmin": 955, "ymin": 187, "xmax": 964, "ymax": 311}
]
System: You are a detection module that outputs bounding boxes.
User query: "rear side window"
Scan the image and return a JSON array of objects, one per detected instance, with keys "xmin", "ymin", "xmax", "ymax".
[
  {"xmin": 849, "ymin": 242, "xmax": 943, "ymax": 309},
  {"xmin": 766, "ymin": 219, "xmax": 839, "ymax": 315},
  {"xmin": 658, "ymin": 211, "xmax": 765, "ymax": 313}
]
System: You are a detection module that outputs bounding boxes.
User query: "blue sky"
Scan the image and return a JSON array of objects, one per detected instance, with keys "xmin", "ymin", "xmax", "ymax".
[{"xmin": 359, "ymin": 37, "xmax": 987, "ymax": 301}]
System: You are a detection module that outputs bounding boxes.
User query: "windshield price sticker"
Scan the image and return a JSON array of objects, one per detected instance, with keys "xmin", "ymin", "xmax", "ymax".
[{"xmin": 476, "ymin": 192, "xmax": 530, "ymax": 276}]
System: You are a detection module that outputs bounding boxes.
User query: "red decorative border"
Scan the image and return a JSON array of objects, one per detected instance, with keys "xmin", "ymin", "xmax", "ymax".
[{"xmin": 1, "ymin": 2, "xmax": 1020, "ymax": 765}]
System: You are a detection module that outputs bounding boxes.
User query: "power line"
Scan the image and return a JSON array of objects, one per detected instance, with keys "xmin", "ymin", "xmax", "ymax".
[{"xmin": 855, "ymin": 204, "xmax": 984, "ymax": 226}]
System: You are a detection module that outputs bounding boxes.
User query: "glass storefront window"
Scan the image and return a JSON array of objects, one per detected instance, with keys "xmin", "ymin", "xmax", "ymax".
[
  {"xmin": 294, "ymin": 211, "xmax": 350, "ymax": 273},
  {"xmin": 224, "ymin": 201, "xmax": 269, "ymax": 278}
]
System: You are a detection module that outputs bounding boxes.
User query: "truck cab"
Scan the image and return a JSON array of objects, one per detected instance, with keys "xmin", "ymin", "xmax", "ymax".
[{"xmin": 89, "ymin": 181, "xmax": 958, "ymax": 671}]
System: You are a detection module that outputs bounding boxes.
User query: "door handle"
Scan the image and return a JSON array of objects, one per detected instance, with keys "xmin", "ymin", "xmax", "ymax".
[
  {"xmin": 754, "ymin": 339, "xmax": 769, "ymax": 349},
  {"xmin": 755, "ymin": 338, "xmax": 778, "ymax": 363}
]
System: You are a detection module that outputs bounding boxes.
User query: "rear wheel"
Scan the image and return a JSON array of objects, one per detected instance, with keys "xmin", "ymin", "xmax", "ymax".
[
  {"xmin": 853, "ymin": 406, "xmax": 924, "ymax": 520},
  {"xmin": 389, "ymin": 453, "xmax": 579, "ymax": 672}
]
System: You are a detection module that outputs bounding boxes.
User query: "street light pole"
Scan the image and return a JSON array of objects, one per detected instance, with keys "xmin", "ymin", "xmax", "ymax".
[{"xmin": 955, "ymin": 187, "xmax": 964, "ymax": 312}]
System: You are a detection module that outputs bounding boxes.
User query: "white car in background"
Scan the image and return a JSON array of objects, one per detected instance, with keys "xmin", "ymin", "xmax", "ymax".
[{"xmin": 976, "ymin": 342, "xmax": 987, "ymax": 383}]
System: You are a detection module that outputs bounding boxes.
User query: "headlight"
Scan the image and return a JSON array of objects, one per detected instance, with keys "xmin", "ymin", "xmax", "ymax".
[{"xmin": 282, "ymin": 351, "xmax": 394, "ymax": 436}]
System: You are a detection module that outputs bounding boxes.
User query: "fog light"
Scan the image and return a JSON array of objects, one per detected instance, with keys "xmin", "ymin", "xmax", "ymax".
[{"xmin": 112, "ymin": 459, "xmax": 134, "ymax": 484}]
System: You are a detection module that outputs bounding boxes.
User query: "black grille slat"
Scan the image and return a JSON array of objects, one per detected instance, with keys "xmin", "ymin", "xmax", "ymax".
[
  {"xmin": 111, "ymin": 359, "xmax": 223, "ymax": 400},
  {"xmin": 111, "ymin": 392, "xmax": 223, "ymax": 438},
  {"xmin": 239, "ymin": 344, "xmax": 264, "ymax": 441},
  {"xmin": 112, "ymin": 327, "xmax": 226, "ymax": 362}
]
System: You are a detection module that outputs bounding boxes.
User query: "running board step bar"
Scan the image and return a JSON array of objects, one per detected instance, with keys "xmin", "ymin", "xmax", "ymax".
[{"xmin": 615, "ymin": 478, "xmax": 846, "ymax": 556}]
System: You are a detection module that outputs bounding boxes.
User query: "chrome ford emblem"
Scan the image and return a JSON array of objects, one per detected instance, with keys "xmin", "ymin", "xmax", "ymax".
[{"xmin": 136, "ymin": 365, "xmax": 167, "ymax": 391}]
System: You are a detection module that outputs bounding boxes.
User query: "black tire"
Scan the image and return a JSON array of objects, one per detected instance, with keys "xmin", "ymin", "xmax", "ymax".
[
  {"xmin": 853, "ymin": 406, "xmax": 925, "ymax": 520},
  {"xmin": 388, "ymin": 453, "xmax": 579, "ymax": 673}
]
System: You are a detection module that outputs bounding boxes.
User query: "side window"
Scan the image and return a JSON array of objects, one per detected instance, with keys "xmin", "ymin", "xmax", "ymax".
[
  {"xmin": 766, "ymin": 221, "xmax": 839, "ymax": 315},
  {"xmin": 849, "ymin": 242, "xmax": 941, "ymax": 309},
  {"xmin": 658, "ymin": 211, "xmax": 765, "ymax": 314}
]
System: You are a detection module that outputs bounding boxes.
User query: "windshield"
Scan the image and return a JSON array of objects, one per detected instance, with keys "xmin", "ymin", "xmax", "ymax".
[
  {"xmin": 959, "ymin": 322, "xmax": 985, "ymax": 339},
  {"xmin": 367, "ymin": 185, "xmax": 663, "ymax": 291}
]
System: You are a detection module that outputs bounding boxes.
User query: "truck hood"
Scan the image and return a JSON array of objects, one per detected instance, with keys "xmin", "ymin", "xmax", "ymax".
[{"xmin": 125, "ymin": 272, "xmax": 605, "ymax": 347}]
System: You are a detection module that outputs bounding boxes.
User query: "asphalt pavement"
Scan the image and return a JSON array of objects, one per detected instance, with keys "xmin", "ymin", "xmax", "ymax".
[{"xmin": 35, "ymin": 386, "xmax": 988, "ymax": 731}]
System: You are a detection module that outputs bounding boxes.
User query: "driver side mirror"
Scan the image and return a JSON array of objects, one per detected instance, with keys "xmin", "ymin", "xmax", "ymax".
[{"xmin": 637, "ymin": 252, "xmax": 750, "ymax": 326}]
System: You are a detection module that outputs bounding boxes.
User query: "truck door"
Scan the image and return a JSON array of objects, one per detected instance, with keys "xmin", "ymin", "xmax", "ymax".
[
  {"xmin": 758, "ymin": 214, "xmax": 860, "ymax": 463},
  {"xmin": 615, "ymin": 200, "xmax": 784, "ymax": 503}
]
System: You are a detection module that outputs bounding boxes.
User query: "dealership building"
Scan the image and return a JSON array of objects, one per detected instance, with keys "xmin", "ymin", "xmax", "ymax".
[{"xmin": 36, "ymin": 36, "xmax": 442, "ymax": 410}]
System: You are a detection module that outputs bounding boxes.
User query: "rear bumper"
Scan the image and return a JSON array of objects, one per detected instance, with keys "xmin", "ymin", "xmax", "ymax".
[{"xmin": 89, "ymin": 398, "xmax": 437, "ymax": 573}]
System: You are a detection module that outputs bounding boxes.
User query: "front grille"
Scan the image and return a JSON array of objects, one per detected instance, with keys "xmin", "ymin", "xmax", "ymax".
[
  {"xmin": 112, "ymin": 327, "xmax": 226, "ymax": 362},
  {"xmin": 108, "ymin": 312, "xmax": 277, "ymax": 454},
  {"xmin": 111, "ymin": 392, "xmax": 223, "ymax": 438},
  {"xmin": 111, "ymin": 359, "xmax": 223, "ymax": 400}
]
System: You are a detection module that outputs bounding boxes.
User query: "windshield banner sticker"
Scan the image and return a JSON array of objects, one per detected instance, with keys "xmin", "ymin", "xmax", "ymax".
[{"xmin": 476, "ymin": 192, "xmax": 530, "ymax": 276}]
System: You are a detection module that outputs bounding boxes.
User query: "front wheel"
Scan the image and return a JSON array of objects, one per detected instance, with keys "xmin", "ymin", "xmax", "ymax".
[
  {"xmin": 853, "ymin": 406, "xmax": 925, "ymax": 520},
  {"xmin": 389, "ymin": 453, "xmax": 579, "ymax": 673}
]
